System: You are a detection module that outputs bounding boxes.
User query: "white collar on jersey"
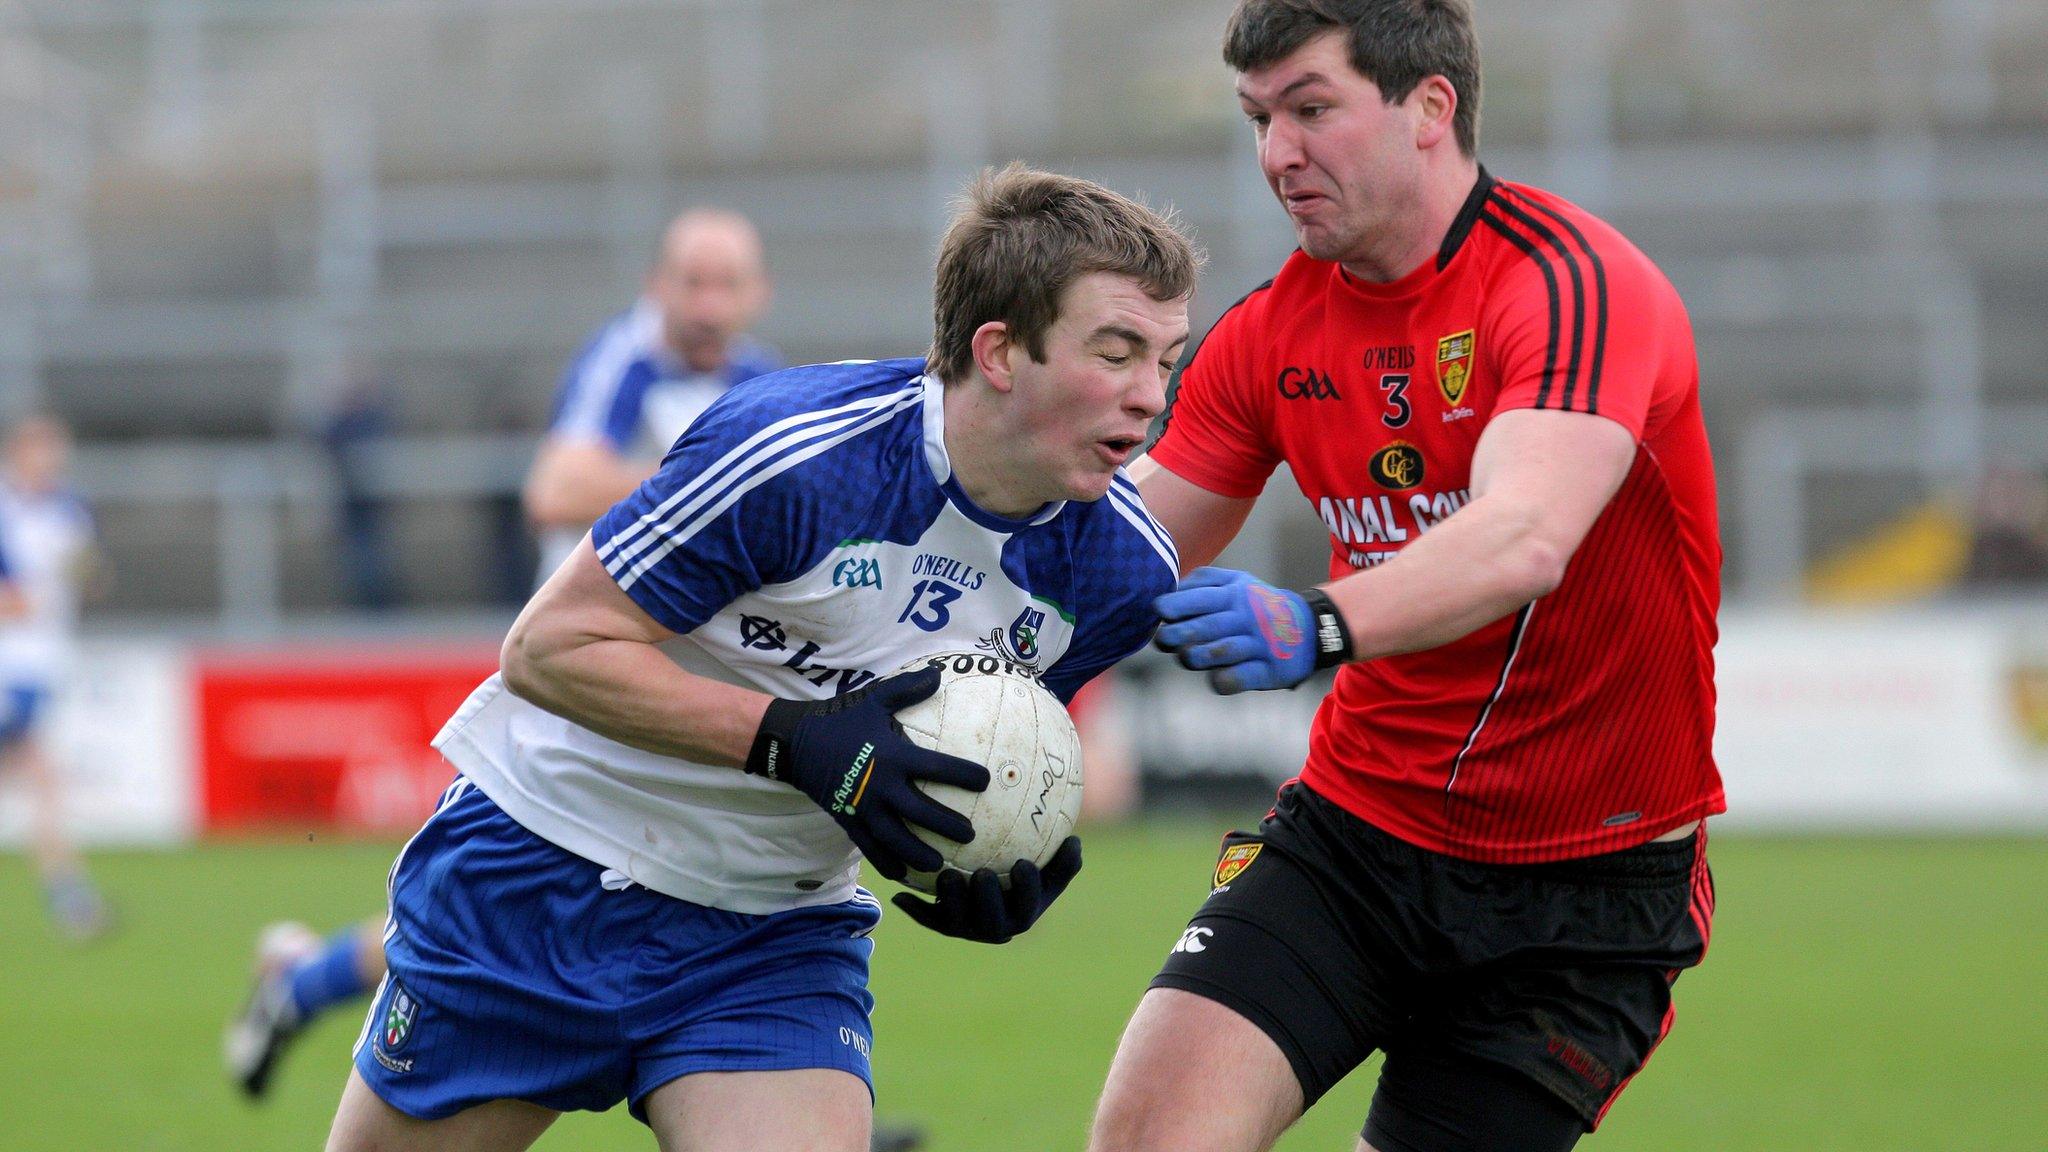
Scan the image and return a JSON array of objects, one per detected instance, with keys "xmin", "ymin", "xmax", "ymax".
[{"xmin": 919, "ymin": 372, "xmax": 1066, "ymax": 531}]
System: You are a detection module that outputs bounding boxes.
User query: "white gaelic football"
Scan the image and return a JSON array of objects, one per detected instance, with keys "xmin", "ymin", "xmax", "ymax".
[{"xmin": 892, "ymin": 652, "xmax": 1084, "ymax": 894}]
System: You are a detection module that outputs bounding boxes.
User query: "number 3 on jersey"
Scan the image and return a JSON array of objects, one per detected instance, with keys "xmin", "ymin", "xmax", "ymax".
[
  {"xmin": 897, "ymin": 579, "xmax": 962, "ymax": 631},
  {"xmin": 1379, "ymin": 373, "xmax": 1411, "ymax": 428}
]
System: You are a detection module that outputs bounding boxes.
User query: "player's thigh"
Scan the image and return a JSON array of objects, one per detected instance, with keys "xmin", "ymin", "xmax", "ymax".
[
  {"xmin": 1088, "ymin": 987, "xmax": 1304, "ymax": 1152},
  {"xmin": 325, "ymin": 1067, "xmax": 558, "ymax": 1152},
  {"xmin": 643, "ymin": 1067, "xmax": 870, "ymax": 1152}
]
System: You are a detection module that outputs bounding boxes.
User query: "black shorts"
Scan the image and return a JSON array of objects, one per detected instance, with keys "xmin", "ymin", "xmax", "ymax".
[{"xmin": 1151, "ymin": 782, "xmax": 1713, "ymax": 1141}]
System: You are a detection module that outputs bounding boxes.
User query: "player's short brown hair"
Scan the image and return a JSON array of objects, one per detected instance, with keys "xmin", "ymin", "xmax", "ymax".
[
  {"xmin": 1224, "ymin": 0, "xmax": 1481, "ymax": 157},
  {"xmin": 928, "ymin": 164, "xmax": 1199, "ymax": 385}
]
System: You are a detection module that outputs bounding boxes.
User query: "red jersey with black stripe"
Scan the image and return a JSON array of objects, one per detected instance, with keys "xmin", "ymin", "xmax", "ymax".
[{"xmin": 1150, "ymin": 169, "xmax": 1725, "ymax": 863}]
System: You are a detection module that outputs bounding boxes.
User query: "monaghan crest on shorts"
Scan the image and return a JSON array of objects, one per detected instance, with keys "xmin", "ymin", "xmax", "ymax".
[{"xmin": 383, "ymin": 984, "xmax": 419, "ymax": 1051}]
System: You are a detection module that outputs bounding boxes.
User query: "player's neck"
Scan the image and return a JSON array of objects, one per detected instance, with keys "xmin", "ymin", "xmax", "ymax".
[
  {"xmin": 669, "ymin": 333, "xmax": 729, "ymax": 375},
  {"xmin": 939, "ymin": 382, "xmax": 1045, "ymax": 521},
  {"xmin": 1338, "ymin": 159, "xmax": 1482, "ymax": 284}
]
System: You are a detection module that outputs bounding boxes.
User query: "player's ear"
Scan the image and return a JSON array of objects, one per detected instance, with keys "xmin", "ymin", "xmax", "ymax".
[
  {"xmin": 970, "ymin": 321, "xmax": 1018, "ymax": 393},
  {"xmin": 1413, "ymin": 75, "xmax": 1456, "ymax": 150}
]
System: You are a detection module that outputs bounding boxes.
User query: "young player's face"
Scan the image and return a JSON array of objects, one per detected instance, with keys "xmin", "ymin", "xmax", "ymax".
[
  {"xmin": 1004, "ymin": 272, "xmax": 1187, "ymax": 506},
  {"xmin": 1237, "ymin": 31, "xmax": 1427, "ymax": 269}
]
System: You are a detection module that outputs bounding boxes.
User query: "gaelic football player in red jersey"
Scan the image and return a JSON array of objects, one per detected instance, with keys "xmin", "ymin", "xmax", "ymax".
[{"xmin": 1088, "ymin": 4, "xmax": 1722, "ymax": 1151}]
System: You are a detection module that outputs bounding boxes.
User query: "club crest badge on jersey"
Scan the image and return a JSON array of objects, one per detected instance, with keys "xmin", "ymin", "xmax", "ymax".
[
  {"xmin": 1008, "ymin": 606, "xmax": 1045, "ymax": 662},
  {"xmin": 1214, "ymin": 842, "xmax": 1262, "ymax": 889},
  {"xmin": 382, "ymin": 982, "xmax": 419, "ymax": 1052},
  {"xmin": 1437, "ymin": 329, "xmax": 1475, "ymax": 405},
  {"xmin": 977, "ymin": 605, "xmax": 1047, "ymax": 668}
]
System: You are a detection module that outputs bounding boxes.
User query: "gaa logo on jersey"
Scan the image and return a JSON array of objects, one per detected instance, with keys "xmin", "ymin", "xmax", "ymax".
[
  {"xmin": 382, "ymin": 982, "xmax": 420, "ymax": 1052},
  {"xmin": 832, "ymin": 557, "xmax": 883, "ymax": 590},
  {"xmin": 1368, "ymin": 441, "xmax": 1426, "ymax": 490},
  {"xmin": 1436, "ymin": 329, "xmax": 1475, "ymax": 405}
]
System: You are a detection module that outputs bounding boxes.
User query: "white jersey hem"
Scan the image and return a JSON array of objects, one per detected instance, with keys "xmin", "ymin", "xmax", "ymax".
[{"xmin": 436, "ymin": 735, "xmax": 863, "ymax": 916}]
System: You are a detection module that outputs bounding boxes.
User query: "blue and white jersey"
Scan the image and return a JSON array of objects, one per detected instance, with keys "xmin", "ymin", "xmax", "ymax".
[
  {"xmin": 438, "ymin": 358, "xmax": 1178, "ymax": 914},
  {"xmin": 0, "ymin": 483, "xmax": 94, "ymax": 686},
  {"xmin": 537, "ymin": 299, "xmax": 782, "ymax": 575}
]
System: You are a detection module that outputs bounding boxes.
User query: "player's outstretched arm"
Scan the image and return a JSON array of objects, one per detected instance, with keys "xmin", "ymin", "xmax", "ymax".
[
  {"xmin": 1128, "ymin": 455, "xmax": 1255, "ymax": 576},
  {"xmin": 1152, "ymin": 409, "xmax": 1636, "ymax": 692},
  {"xmin": 1318, "ymin": 407, "xmax": 1635, "ymax": 660},
  {"xmin": 890, "ymin": 836, "xmax": 1082, "ymax": 944}
]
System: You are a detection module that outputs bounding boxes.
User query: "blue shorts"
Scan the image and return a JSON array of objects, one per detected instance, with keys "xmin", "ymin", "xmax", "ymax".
[
  {"xmin": 0, "ymin": 684, "xmax": 47, "ymax": 745},
  {"xmin": 355, "ymin": 778, "xmax": 883, "ymax": 1122}
]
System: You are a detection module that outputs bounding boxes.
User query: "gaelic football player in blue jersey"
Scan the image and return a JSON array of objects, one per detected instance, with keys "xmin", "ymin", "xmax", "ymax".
[{"xmin": 321, "ymin": 165, "xmax": 1196, "ymax": 1152}]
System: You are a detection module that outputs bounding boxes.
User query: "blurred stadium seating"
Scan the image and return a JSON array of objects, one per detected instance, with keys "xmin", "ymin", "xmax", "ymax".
[
  {"xmin": 0, "ymin": 0, "xmax": 2042, "ymax": 619},
  {"xmin": 0, "ymin": 9, "xmax": 2043, "ymax": 1149}
]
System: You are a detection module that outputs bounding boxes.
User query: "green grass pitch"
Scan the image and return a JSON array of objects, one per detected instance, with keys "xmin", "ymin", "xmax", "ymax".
[{"xmin": 1, "ymin": 825, "xmax": 2042, "ymax": 1150}]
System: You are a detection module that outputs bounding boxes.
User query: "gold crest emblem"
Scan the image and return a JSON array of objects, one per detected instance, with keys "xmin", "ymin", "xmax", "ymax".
[
  {"xmin": 1213, "ymin": 842, "xmax": 1262, "ymax": 889},
  {"xmin": 1368, "ymin": 441, "xmax": 1426, "ymax": 490},
  {"xmin": 1437, "ymin": 329, "xmax": 1475, "ymax": 405}
]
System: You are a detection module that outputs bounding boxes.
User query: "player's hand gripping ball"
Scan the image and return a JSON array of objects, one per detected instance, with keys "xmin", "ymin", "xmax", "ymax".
[{"xmin": 888, "ymin": 652, "xmax": 1084, "ymax": 895}]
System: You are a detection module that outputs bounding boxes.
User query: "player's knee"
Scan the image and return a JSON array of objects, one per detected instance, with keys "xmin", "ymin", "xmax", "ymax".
[
  {"xmin": 1087, "ymin": 1094, "xmax": 1208, "ymax": 1152},
  {"xmin": 1088, "ymin": 1067, "xmax": 1244, "ymax": 1152}
]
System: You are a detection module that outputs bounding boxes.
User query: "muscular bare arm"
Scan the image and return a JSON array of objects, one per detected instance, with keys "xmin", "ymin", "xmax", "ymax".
[
  {"xmin": 1321, "ymin": 408, "xmax": 1636, "ymax": 660},
  {"xmin": 500, "ymin": 537, "xmax": 769, "ymax": 767},
  {"xmin": 1128, "ymin": 454, "xmax": 1257, "ymax": 575},
  {"xmin": 522, "ymin": 439, "xmax": 660, "ymax": 531}
]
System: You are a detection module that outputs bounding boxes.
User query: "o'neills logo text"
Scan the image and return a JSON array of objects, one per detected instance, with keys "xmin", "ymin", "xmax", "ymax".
[{"xmin": 1369, "ymin": 441, "xmax": 1425, "ymax": 490}]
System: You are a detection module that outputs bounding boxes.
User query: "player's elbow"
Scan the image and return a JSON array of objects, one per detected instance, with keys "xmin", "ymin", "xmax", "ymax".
[
  {"xmin": 499, "ymin": 614, "xmax": 558, "ymax": 707},
  {"xmin": 1503, "ymin": 535, "xmax": 1570, "ymax": 602}
]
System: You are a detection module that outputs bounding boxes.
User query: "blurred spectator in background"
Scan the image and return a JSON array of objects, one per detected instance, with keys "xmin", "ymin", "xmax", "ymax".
[
  {"xmin": 1960, "ymin": 465, "xmax": 2048, "ymax": 589},
  {"xmin": 319, "ymin": 364, "xmax": 403, "ymax": 611},
  {"xmin": 1807, "ymin": 464, "xmax": 2048, "ymax": 602},
  {"xmin": 1071, "ymin": 676, "xmax": 1142, "ymax": 823},
  {"xmin": 0, "ymin": 414, "xmax": 112, "ymax": 941},
  {"xmin": 523, "ymin": 208, "xmax": 779, "ymax": 583}
]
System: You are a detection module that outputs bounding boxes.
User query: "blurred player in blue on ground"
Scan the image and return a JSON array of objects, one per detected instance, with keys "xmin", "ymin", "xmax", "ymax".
[
  {"xmin": 225, "ymin": 205, "xmax": 777, "ymax": 1100},
  {"xmin": 321, "ymin": 163, "xmax": 1195, "ymax": 1152},
  {"xmin": 0, "ymin": 414, "xmax": 112, "ymax": 942}
]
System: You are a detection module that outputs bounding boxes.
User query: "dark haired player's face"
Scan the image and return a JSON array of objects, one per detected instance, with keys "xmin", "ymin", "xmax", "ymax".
[
  {"xmin": 1237, "ymin": 31, "xmax": 1424, "ymax": 269},
  {"xmin": 1005, "ymin": 272, "xmax": 1187, "ymax": 506}
]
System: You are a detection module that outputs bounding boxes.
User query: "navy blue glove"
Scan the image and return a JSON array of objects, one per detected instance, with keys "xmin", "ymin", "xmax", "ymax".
[
  {"xmin": 891, "ymin": 836, "xmax": 1082, "ymax": 944},
  {"xmin": 748, "ymin": 665, "xmax": 990, "ymax": 881},
  {"xmin": 1153, "ymin": 567, "xmax": 1351, "ymax": 694}
]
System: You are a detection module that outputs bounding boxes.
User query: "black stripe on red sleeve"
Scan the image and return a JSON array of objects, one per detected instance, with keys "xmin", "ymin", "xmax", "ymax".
[
  {"xmin": 1477, "ymin": 211, "xmax": 1563, "ymax": 408},
  {"xmin": 1500, "ymin": 189, "xmax": 1611, "ymax": 416},
  {"xmin": 1488, "ymin": 195, "xmax": 1590, "ymax": 412}
]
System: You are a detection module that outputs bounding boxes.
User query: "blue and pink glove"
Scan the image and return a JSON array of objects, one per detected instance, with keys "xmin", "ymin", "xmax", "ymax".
[{"xmin": 1152, "ymin": 567, "xmax": 1353, "ymax": 694}]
